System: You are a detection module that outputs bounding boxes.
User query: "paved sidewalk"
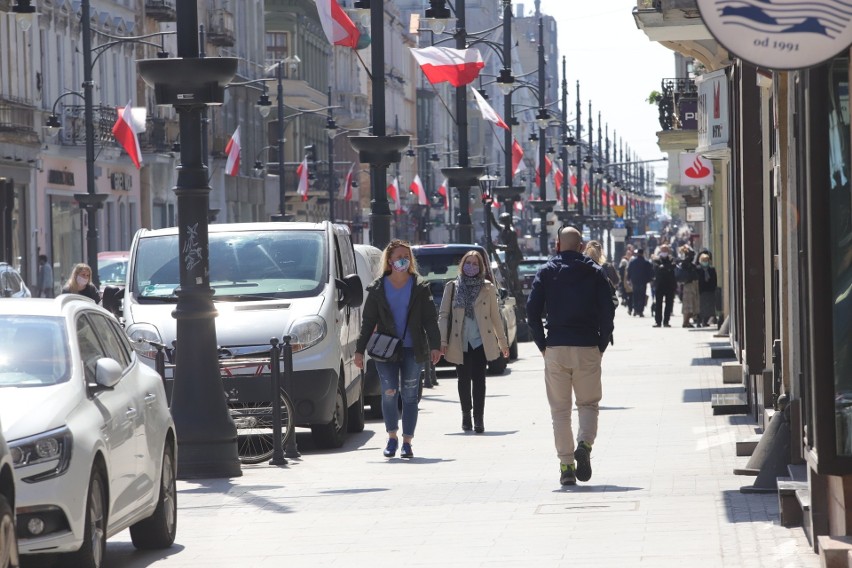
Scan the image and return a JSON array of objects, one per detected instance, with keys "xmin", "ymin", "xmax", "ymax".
[{"xmin": 105, "ymin": 307, "xmax": 818, "ymax": 568}]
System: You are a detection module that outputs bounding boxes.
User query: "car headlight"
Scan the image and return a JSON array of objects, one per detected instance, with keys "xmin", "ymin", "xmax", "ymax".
[
  {"xmin": 126, "ymin": 323, "xmax": 164, "ymax": 360},
  {"xmin": 286, "ymin": 316, "xmax": 326, "ymax": 353},
  {"xmin": 9, "ymin": 426, "xmax": 73, "ymax": 482}
]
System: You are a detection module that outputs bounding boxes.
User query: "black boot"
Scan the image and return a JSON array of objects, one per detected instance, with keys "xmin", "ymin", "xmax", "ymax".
[
  {"xmin": 462, "ymin": 413, "xmax": 472, "ymax": 432},
  {"xmin": 474, "ymin": 414, "xmax": 484, "ymax": 434}
]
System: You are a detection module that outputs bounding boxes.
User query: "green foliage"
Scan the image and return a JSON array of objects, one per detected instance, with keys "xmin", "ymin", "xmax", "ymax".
[{"xmin": 646, "ymin": 90, "xmax": 663, "ymax": 105}]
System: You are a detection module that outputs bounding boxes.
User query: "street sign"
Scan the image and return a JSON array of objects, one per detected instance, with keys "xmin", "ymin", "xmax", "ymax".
[
  {"xmin": 613, "ymin": 218, "xmax": 625, "ymax": 229},
  {"xmin": 613, "ymin": 205, "xmax": 626, "ymax": 218},
  {"xmin": 611, "ymin": 227, "xmax": 628, "ymax": 240}
]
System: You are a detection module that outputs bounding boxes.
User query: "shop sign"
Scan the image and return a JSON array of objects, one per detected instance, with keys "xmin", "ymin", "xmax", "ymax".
[
  {"xmin": 687, "ymin": 207, "xmax": 706, "ymax": 222},
  {"xmin": 696, "ymin": 69, "xmax": 729, "ymax": 151},
  {"xmin": 697, "ymin": 0, "xmax": 852, "ymax": 70},
  {"xmin": 679, "ymin": 153, "xmax": 714, "ymax": 186}
]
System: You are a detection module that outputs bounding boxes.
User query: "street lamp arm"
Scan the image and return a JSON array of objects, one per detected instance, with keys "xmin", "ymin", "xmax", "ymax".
[
  {"xmin": 228, "ymin": 78, "xmax": 272, "ymax": 91},
  {"xmin": 465, "ymin": 36, "xmax": 507, "ymax": 66},
  {"xmin": 50, "ymin": 91, "xmax": 86, "ymax": 116},
  {"xmin": 92, "ymin": 29, "xmax": 177, "ymax": 43},
  {"xmin": 282, "ymin": 105, "xmax": 342, "ymax": 120},
  {"xmin": 603, "ymin": 157, "xmax": 668, "ymax": 168},
  {"xmin": 89, "ymin": 31, "xmax": 175, "ymax": 69}
]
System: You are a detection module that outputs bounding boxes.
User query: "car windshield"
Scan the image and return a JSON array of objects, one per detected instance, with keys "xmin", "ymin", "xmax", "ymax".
[
  {"xmin": 99, "ymin": 257, "xmax": 128, "ymax": 286},
  {"xmin": 132, "ymin": 230, "xmax": 327, "ymax": 301},
  {"xmin": 519, "ymin": 261, "xmax": 546, "ymax": 276},
  {"xmin": 0, "ymin": 316, "xmax": 71, "ymax": 387},
  {"xmin": 415, "ymin": 252, "xmax": 467, "ymax": 283}
]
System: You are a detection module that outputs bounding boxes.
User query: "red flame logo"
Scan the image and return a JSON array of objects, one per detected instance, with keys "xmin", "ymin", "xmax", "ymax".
[{"xmin": 684, "ymin": 156, "xmax": 710, "ymax": 179}]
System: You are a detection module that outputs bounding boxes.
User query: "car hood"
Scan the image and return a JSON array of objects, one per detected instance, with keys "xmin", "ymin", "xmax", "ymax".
[
  {"xmin": 129, "ymin": 293, "xmax": 329, "ymax": 347},
  {"xmin": 0, "ymin": 384, "xmax": 79, "ymax": 442}
]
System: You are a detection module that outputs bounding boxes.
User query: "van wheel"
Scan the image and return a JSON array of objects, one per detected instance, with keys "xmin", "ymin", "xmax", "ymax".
[
  {"xmin": 311, "ymin": 381, "xmax": 348, "ymax": 449},
  {"xmin": 509, "ymin": 337, "xmax": 518, "ymax": 360},
  {"xmin": 347, "ymin": 383, "xmax": 365, "ymax": 433},
  {"xmin": 487, "ymin": 354, "xmax": 508, "ymax": 375}
]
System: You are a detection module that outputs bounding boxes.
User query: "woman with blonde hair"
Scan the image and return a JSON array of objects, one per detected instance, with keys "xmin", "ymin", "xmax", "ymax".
[
  {"xmin": 585, "ymin": 240, "xmax": 620, "ymax": 295},
  {"xmin": 61, "ymin": 263, "xmax": 101, "ymax": 304},
  {"xmin": 355, "ymin": 240, "xmax": 442, "ymax": 459},
  {"xmin": 438, "ymin": 251, "xmax": 509, "ymax": 433}
]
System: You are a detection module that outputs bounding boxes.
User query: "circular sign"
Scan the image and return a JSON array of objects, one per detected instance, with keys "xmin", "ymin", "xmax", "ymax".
[{"xmin": 697, "ymin": 0, "xmax": 852, "ymax": 70}]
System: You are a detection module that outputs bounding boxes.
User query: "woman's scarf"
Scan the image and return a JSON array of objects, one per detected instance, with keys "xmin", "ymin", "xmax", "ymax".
[{"xmin": 454, "ymin": 275, "xmax": 483, "ymax": 319}]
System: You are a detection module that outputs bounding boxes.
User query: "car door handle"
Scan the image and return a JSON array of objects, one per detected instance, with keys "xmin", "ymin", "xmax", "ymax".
[
  {"xmin": 144, "ymin": 393, "xmax": 157, "ymax": 404},
  {"xmin": 126, "ymin": 408, "xmax": 138, "ymax": 419}
]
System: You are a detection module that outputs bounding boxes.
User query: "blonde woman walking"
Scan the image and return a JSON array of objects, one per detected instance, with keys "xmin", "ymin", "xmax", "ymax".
[{"xmin": 61, "ymin": 263, "xmax": 101, "ymax": 304}]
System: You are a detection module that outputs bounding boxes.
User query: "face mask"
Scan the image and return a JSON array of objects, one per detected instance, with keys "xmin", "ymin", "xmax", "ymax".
[
  {"xmin": 76, "ymin": 275, "xmax": 89, "ymax": 287},
  {"xmin": 391, "ymin": 258, "xmax": 410, "ymax": 272},
  {"xmin": 659, "ymin": 252, "xmax": 669, "ymax": 259},
  {"xmin": 462, "ymin": 264, "xmax": 480, "ymax": 277},
  {"xmin": 700, "ymin": 261, "xmax": 709, "ymax": 267}
]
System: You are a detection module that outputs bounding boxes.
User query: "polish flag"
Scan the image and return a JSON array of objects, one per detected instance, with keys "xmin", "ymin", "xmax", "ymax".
[
  {"xmin": 387, "ymin": 177, "xmax": 401, "ymax": 212},
  {"xmin": 553, "ymin": 163, "xmax": 564, "ymax": 200},
  {"xmin": 112, "ymin": 101, "xmax": 143, "ymax": 169},
  {"xmin": 567, "ymin": 188, "xmax": 578, "ymax": 205},
  {"xmin": 224, "ymin": 126, "xmax": 240, "ymax": 176},
  {"xmin": 410, "ymin": 46, "xmax": 484, "ymax": 87},
  {"xmin": 409, "ymin": 174, "xmax": 427, "ymax": 206},
  {"xmin": 470, "ymin": 87, "xmax": 508, "ymax": 130},
  {"xmin": 511, "ymin": 139, "xmax": 526, "ymax": 177},
  {"xmin": 601, "ymin": 189, "xmax": 609, "ymax": 208},
  {"xmin": 535, "ymin": 154, "xmax": 552, "ymax": 186},
  {"xmin": 570, "ymin": 174, "xmax": 577, "ymax": 187},
  {"xmin": 437, "ymin": 178, "xmax": 449, "ymax": 210},
  {"xmin": 297, "ymin": 156, "xmax": 309, "ymax": 201},
  {"xmin": 315, "ymin": 0, "xmax": 359, "ymax": 49},
  {"xmin": 514, "ymin": 199, "xmax": 523, "ymax": 212},
  {"xmin": 582, "ymin": 182, "xmax": 590, "ymax": 205},
  {"xmin": 341, "ymin": 162, "xmax": 356, "ymax": 201}
]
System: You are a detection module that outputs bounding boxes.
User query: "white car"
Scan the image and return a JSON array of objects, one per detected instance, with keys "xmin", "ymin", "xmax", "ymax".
[
  {"xmin": 0, "ymin": 296, "xmax": 177, "ymax": 568},
  {"xmin": 0, "ymin": 421, "xmax": 17, "ymax": 568}
]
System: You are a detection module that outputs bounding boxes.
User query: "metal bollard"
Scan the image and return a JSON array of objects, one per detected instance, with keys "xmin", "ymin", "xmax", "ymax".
[
  {"xmin": 282, "ymin": 335, "xmax": 301, "ymax": 459},
  {"xmin": 150, "ymin": 341, "xmax": 167, "ymax": 396},
  {"xmin": 268, "ymin": 337, "xmax": 287, "ymax": 466}
]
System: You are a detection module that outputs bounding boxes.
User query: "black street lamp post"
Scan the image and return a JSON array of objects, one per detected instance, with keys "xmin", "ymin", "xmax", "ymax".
[
  {"xmin": 138, "ymin": 2, "xmax": 241, "ymax": 479},
  {"xmin": 326, "ymin": 86, "xmax": 338, "ymax": 223}
]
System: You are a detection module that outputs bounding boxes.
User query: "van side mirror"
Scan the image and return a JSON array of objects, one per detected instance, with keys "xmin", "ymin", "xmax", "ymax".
[{"xmin": 336, "ymin": 273, "xmax": 364, "ymax": 309}]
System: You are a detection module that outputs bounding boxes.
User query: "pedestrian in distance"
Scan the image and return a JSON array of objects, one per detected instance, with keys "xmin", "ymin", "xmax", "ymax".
[
  {"xmin": 355, "ymin": 240, "xmax": 442, "ymax": 459},
  {"xmin": 651, "ymin": 244, "xmax": 677, "ymax": 328},
  {"xmin": 526, "ymin": 226, "xmax": 616, "ymax": 486},
  {"xmin": 438, "ymin": 251, "xmax": 509, "ymax": 434},
  {"xmin": 585, "ymin": 241, "xmax": 620, "ymax": 305},
  {"xmin": 618, "ymin": 247, "xmax": 634, "ymax": 314},
  {"xmin": 697, "ymin": 252, "xmax": 718, "ymax": 327},
  {"xmin": 36, "ymin": 254, "xmax": 54, "ymax": 298},
  {"xmin": 626, "ymin": 248, "xmax": 653, "ymax": 317},
  {"xmin": 61, "ymin": 263, "xmax": 100, "ymax": 304},
  {"xmin": 676, "ymin": 245, "xmax": 700, "ymax": 327}
]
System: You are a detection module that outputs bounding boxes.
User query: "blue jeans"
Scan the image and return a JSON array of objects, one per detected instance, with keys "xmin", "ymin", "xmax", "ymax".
[{"xmin": 375, "ymin": 348, "xmax": 423, "ymax": 437}]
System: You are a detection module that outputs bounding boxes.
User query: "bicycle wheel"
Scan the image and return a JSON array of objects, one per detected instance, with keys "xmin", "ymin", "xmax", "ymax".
[{"xmin": 230, "ymin": 390, "xmax": 295, "ymax": 465}]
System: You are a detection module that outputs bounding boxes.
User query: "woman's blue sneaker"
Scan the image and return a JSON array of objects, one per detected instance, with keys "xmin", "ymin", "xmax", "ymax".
[
  {"xmin": 383, "ymin": 438, "xmax": 398, "ymax": 458},
  {"xmin": 400, "ymin": 442, "xmax": 414, "ymax": 459}
]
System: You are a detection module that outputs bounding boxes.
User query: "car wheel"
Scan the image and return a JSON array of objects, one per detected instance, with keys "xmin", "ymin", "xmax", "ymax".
[
  {"xmin": 310, "ymin": 380, "xmax": 348, "ymax": 449},
  {"xmin": 0, "ymin": 494, "xmax": 18, "ymax": 568},
  {"xmin": 129, "ymin": 440, "xmax": 177, "ymax": 550},
  {"xmin": 63, "ymin": 467, "xmax": 106, "ymax": 568},
  {"xmin": 347, "ymin": 382, "xmax": 365, "ymax": 433},
  {"xmin": 487, "ymin": 353, "xmax": 508, "ymax": 375},
  {"xmin": 509, "ymin": 337, "xmax": 518, "ymax": 360}
]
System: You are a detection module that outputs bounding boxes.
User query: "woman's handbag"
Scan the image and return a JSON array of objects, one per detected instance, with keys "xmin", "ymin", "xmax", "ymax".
[{"xmin": 366, "ymin": 332, "xmax": 403, "ymax": 363}]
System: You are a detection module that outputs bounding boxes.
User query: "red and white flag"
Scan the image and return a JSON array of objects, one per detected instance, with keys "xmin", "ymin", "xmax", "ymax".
[
  {"xmin": 514, "ymin": 199, "xmax": 524, "ymax": 212},
  {"xmin": 112, "ymin": 101, "xmax": 142, "ymax": 169},
  {"xmin": 409, "ymin": 174, "xmax": 427, "ymax": 206},
  {"xmin": 341, "ymin": 162, "xmax": 356, "ymax": 201},
  {"xmin": 470, "ymin": 87, "xmax": 508, "ymax": 130},
  {"xmin": 582, "ymin": 182, "xmax": 590, "ymax": 205},
  {"xmin": 410, "ymin": 46, "xmax": 484, "ymax": 87},
  {"xmin": 387, "ymin": 177, "xmax": 401, "ymax": 212},
  {"xmin": 296, "ymin": 156, "xmax": 309, "ymax": 201},
  {"xmin": 535, "ymin": 154, "xmax": 552, "ymax": 186},
  {"xmin": 315, "ymin": 0, "xmax": 360, "ymax": 49},
  {"xmin": 437, "ymin": 178, "xmax": 449, "ymax": 210},
  {"xmin": 553, "ymin": 163, "xmax": 563, "ymax": 201},
  {"xmin": 567, "ymin": 188, "xmax": 578, "ymax": 205},
  {"xmin": 511, "ymin": 139, "xmax": 526, "ymax": 177},
  {"xmin": 224, "ymin": 126, "xmax": 240, "ymax": 176}
]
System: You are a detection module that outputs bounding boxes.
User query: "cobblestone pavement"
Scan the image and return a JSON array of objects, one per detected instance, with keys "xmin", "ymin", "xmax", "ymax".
[{"xmin": 100, "ymin": 306, "xmax": 818, "ymax": 568}]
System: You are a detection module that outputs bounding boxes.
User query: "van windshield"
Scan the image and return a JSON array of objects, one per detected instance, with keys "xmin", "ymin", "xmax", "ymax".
[{"xmin": 132, "ymin": 230, "xmax": 327, "ymax": 301}]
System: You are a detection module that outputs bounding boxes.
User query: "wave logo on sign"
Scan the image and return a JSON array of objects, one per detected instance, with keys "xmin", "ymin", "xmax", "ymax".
[
  {"xmin": 680, "ymin": 153, "xmax": 714, "ymax": 186},
  {"xmin": 716, "ymin": 0, "xmax": 850, "ymax": 39}
]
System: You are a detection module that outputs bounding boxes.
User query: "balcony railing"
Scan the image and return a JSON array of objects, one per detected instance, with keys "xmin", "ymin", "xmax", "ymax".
[
  {"xmin": 207, "ymin": 9, "xmax": 235, "ymax": 47},
  {"xmin": 0, "ymin": 98, "xmax": 38, "ymax": 145},
  {"xmin": 54, "ymin": 105, "xmax": 118, "ymax": 147},
  {"xmin": 145, "ymin": 0, "xmax": 177, "ymax": 22},
  {"xmin": 636, "ymin": 0, "xmax": 662, "ymax": 9},
  {"xmin": 658, "ymin": 77, "xmax": 697, "ymax": 131}
]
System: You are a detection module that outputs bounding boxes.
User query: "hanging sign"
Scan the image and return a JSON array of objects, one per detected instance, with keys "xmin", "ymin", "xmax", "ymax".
[
  {"xmin": 613, "ymin": 205, "xmax": 626, "ymax": 218},
  {"xmin": 679, "ymin": 153, "xmax": 714, "ymax": 186},
  {"xmin": 697, "ymin": 0, "xmax": 852, "ymax": 70}
]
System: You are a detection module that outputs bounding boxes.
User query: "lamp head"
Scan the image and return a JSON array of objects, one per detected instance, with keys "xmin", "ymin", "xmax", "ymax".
[
  {"xmin": 256, "ymin": 93, "xmax": 272, "ymax": 118},
  {"xmin": 253, "ymin": 161, "xmax": 265, "ymax": 176},
  {"xmin": 43, "ymin": 114, "xmax": 62, "ymax": 139},
  {"xmin": 12, "ymin": 1, "xmax": 36, "ymax": 32}
]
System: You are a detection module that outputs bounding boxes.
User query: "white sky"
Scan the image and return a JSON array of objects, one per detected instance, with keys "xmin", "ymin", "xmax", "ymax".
[{"xmin": 535, "ymin": 0, "xmax": 675, "ymax": 181}]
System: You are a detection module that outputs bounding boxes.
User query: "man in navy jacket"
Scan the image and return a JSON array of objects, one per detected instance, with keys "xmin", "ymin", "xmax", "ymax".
[{"xmin": 526, "ymin": 226, "xmax": 615, "ymax": 486}]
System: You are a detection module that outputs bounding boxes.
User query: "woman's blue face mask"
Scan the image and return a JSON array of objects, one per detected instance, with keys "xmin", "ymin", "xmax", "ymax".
[
  {"xmin": 462, "ymin": 263, "xmax": 480, "ymax": 277},
  {"xmin": 391, "ymin": 258, "xmax": 410, "ymax": 272}
]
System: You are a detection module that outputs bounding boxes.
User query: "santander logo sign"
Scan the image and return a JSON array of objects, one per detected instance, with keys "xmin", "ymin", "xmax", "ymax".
[{"xmin": 680, "ymin": 153, "xmax": 714, "ymax": 186}]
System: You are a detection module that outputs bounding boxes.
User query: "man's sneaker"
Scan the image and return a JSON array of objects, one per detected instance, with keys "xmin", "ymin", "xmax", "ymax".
[
  {"xmin": 574, "ymin": 441, "xmax": 592, "ymax": 482},
  {"xmin": 400, "ymin": 442, "xmax": 414, "ymax": 459},
  {"xmin": 560, "ymin": 463, "xmax": 576, "ymax": 486},
  {"xmin": 383, "ymin": 438, "xmax": 398, "ymax": 458}
]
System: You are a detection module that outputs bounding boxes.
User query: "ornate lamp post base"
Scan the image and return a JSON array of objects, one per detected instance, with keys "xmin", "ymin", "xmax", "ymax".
[{"xmin": 442, "ymin": 166, "xmax": 484, "ymax": 245}]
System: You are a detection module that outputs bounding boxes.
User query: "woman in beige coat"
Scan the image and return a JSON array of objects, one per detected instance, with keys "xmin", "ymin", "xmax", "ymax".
[{"xmin": 438, "ymin": 251, "xmax": 509, "ymax": 433}]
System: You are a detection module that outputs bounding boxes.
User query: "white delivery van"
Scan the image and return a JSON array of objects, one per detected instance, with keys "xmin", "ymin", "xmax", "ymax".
[
  {"xmin": 122, "ymin": 221, "xmax": 364, "ymax": 449},
  {"xmin": 353, "ymin": 244, "xmax": 384, "ymax": 417}
]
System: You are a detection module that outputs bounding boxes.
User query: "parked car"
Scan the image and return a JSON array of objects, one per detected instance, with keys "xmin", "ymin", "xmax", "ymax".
[
  {"xmin": 411, "ymin": 244, "xmax": 517, "ymax": 374},
  {"xmin": 0, "ymin": 296, "xmax": 176, "ymax": 567},
  {"xmin": 0, "ymin": 421, "xmax": 17, "ymax": 568},
  {"xmin": 122, "ymin": 222, "xmax": 365, "ymax": 449},
  {"xmin": 0, "ymin": 264, "xmax": 30, "ymax": 299},
  {"xmin": 354, "ymin": 244, "xmax": 384, "ymax": 419},
  {"xmin": 97, "ymin": 251, "xmax": 129, "ymax": 291},
  {"xmin": 518, "ymin": 255, "xmax": 550, "ymax": 302}
]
